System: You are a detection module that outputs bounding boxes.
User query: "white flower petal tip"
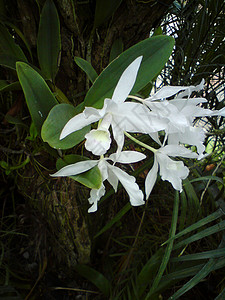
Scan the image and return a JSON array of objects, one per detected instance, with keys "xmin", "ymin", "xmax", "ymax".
[
  {"xmin": 85, "ymin": 129, "xmax": 111, "ymax": 156},
  {"xmin": 109, "ymin": 151, "xmax": 146, "ymax": 164},
  {"xmin": 51, "ymin": 160, "xmax": 99, "ymax": 177},
  {"xmin": 112, "ymin": 56, "xmax": 143, "ymax": 103}
]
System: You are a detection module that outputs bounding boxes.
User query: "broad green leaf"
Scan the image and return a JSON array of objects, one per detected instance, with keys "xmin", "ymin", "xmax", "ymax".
[
  {"xmin": 16, "ymin": 62, "xmax": 58, "ymax": 134},
  {"xmin": 146, "ymin": 191, "xmax": 179, "ymax": 299},
  {"xmin": 84, "ymin": 35, "xmax": 174, "ymax": 108},
  {"xmin": 56, "ymin": 154, "xmax": 102, "ymax": 189},
  {"xmin": 94, "ymin": 0, "xmax": 122, "ymax": 29},
  {"xmin": 41, "ymin": 104, "xmax": 90, "ymax": 149},
  {"xmin": 0, "ymin": 23, "xmax": 28, "ymax": 64},
  {"xmin": 74, "ymin": 264, "xmax": 111, "ymax": 296},
  {"xmin": 0, "ymin": 54, "xmax": 24, "ymax": 70},
  {"xmin": 109, "ymin": 38, "xmax": 123, "ymax": 62},
  {"xmin": 4, "ymin": 21, "xmax": 33, "ymax": 61},
  {"xmin": 74, "ymin": 57, "xmax": 98, "ymax": 83},
  {"xmin": 0, "ymin": 80, "xmax": 20, "ymax": 92},
  {"xmin": 37, "ymin": 0, "xmax": 61, "ymax": 81},
  {"xmin": 94, "ymin": 203, "xmax": 131, "ymax": 238}
]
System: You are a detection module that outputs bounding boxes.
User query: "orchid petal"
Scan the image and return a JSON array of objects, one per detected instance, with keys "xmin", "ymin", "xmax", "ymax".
[
  {"xmin": 114, "ymin": 102, "xmax": 167, "ymax": 133},
  {"xmin": 159, "ymin": 145, "xmax": 198, "ymax": 159},
  {"xmin": 88, "ymin": 184, "xmax": 105, "ymax": 213},
  {"xmin": 60, "ymin": 112, "xmax": 100, "ymax": 139},
  {"xmin": 145, "ymin": 157, "xmax": 158, "ymax": 199},
  {"xmin": 85, "ymin": 129, "xmax": 111, "ymax": 155},
  {"xmin": 147, "ymin": 86, "xmax": 191, "ymax": 101},
  {"xmin": 107, "ymin": 167, "xmax": 119, "ymax": 192},
  {"xmin": 157, "ymin": 153, "xmax": 189, "ymax": 191},
  {"xmin": 177, "ymin": 79, "xmax": 205, "ymax": 98},
  {"xmin": 112, "ymin": 56, "xmax": 143, "ymax": 103},
  {"xmin": 111, "ymin": 120, "xmax": 125, "ymax": 153},
  {"xmin": 51, "ymin": 160, "xmax": 98, "ymax": 177},
  {"xmin": 109, "ymin": 151, "xmax": 146, "ymax": 164},
  {"xmin": 109, "ymin": 165, "xmax": 145, "ymax": 206}
]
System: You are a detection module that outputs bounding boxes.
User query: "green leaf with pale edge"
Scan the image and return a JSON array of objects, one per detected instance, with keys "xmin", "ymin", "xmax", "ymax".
[
  {"xmin": 84, "ymin": 35, "xmax": 174, "ymax": 108},
  {"xmin": 74, "ymin": 264, "xmax": 111, "ymax": 296},
  {"xmin": 74, "ymin": 57, "xmax": 98, "ymax": 84},
  {"xmin": 37, "ymin": 0, "xmax": 61, "ymax": 81},
  {"xmin": 41, "ymin": 104, "xmax": 90, "ymax": 149},
  {"xmin": 56, "ymin": 155, "xmax": 102, "ymax": 189},
  {"xmin": 0, "ymin": 23, "xmax": 28, "ymax": 64},
  {"xmin": 16, "ymin": 62, "xmax": 58, "ymax": 134}
]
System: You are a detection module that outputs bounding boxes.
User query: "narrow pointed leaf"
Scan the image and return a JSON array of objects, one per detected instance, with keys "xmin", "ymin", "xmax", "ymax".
[
  {"xmin": 173, "ymin": 220, "xmax": 225, "ymax": 250},
  {"xmin": 162, "ymin": 209, "xmax": 224, "ymax": 246},
  {"xmin": 170, "ymin": 259, "xmax": 217, "ymax": 300},
  {"xmin": 41, "ymin": 104, "xmax": 90, "ymax": 149},
  {"xmin": 84, "ymin": 35, "xmax": 174, "ymax": 108},
  {"xmin": 146, "ymin": 191, "xmax": 179, "ymax": 299},
  {"xmin": 37, "ymin": 0, "xmax": 61, "ymax": 81},
  {"xmin": 94, "ymin": 203, "xmax": 131, "ymax": 238},
  {"xmin": 74, "ymin": 264, "xmax": 111, "ymax": 296},
  {"xmin": 56, "ymin": 155, "xmax": 102, "ymax": 189},
  {"xmin": 16, "ymin": 62, "xmax": 58, "ymax": 134},
  {"xmin": 171, "ymin": 247, "xmax": 225, "ymax": 262},
  {"xmin": 74, "ymin": 57, "xmax": 98, "ymax": 83}
]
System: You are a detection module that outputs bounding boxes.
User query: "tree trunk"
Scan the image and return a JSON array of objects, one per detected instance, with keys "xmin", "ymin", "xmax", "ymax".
[{"xmin": 4, "ymin": 0, "xmax": 174, "ymax": 268}]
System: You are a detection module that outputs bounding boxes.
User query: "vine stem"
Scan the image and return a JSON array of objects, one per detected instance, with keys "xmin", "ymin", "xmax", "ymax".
[{"xmin": 124, "ymin": 132, "xmax": 157, "ymax": 153}]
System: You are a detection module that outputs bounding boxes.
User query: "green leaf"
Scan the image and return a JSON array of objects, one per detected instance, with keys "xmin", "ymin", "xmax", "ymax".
[
  {"xmin": 173, "ymin": 220, "xmax": 225, "ymax": 250},
  {"xmin": 0, "ymin": 54, "xmax": 24, "ymax": 70},
  {"xmin": 145, "ymin": 191, "xmax": 179, "ymax": 299},
  {"xmin": 0, "ymin": 23, "xmax": 28, "ymax": 64},
  {"xmin": 74, "ymin": 57, "xmax": 98, "ymax": 84},
  {"xmin": 169, "ymin": 259, "xmax": 216, "ymax": 300},
  {"xmin": 84, "ymin": 35, "xmax": 175, "ymax": 108},
  {"xmin": 4, "ymin": 21, "xmax": 33, "ymax": 61},
  {"xmin": 41, "ymin": 103, "xmax": 90, "ymax": 149},
  {"xmin": 37, "ymin": 0, "xmax": 61, "ymax": 81},
  {"xmin": 94, "ymin": 203, "xmax": 131, "ymax": 238},
  {"xmin": 215, "ymin": 288, "xmax": 225, "ymax": 300},
  {"xmin": 109, "ymin": 38, "xmax": 124, "ymax": 62},
  {"xmin": 56, "ymin": 154, "xmax": 102, "ymax": 189},
  {"xmin": 16, "ymin": 62, "xmax": 58, "ymax": 134},
  {"xmin": 162, "ymin": 209, "xmax": 224, "ymax": 246},
  {"xmin": 171, "ymin": 247, "xmax": 225, "ymax": 262},
  {"xmin": 94, "ymin": 0, "xmax": 122, "ymax": 29},
  {"xmin": 74, "ymin": 264, "xmax": 111, "ymax": 296},
  {"xmin": 0, "ymin": 80, "xmax": 20, "ymax": 92}
]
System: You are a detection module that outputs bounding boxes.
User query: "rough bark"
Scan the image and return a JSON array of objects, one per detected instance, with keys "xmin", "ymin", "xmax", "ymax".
[{"xmin": 6, "ymin": 0, "xmax": 174, "ymax": 268}]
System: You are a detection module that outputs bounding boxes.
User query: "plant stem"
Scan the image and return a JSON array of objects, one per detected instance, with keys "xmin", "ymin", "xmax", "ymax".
[{"xmin": 124, "ymin": 132, "xmax": 157, "ymax": 153}]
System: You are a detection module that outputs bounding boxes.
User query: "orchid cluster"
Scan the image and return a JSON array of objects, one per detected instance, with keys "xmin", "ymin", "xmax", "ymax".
[{"xmin": 52, "ymin": 56, "xmax": 224, "ymax": 212}]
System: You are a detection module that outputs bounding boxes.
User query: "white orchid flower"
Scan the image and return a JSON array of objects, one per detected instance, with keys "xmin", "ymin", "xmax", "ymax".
[
  {"xmin": 145, "ymin": 145, "xmax": 198, "ymax": 199},
  {"xmin": 60, "ymin": 56, "xmax": 165, "ymax": 155},
  {"xmin": 52, "ymin": 151, "xmax": 146, "ymax": 212}
]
